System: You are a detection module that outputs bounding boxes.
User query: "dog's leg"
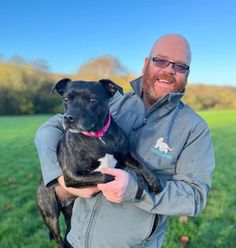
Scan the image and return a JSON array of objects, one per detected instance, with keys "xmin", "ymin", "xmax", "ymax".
[
  {"xmin": 122, "ymin": 153, "xmax": 162, "ymax": 194},
  {"xmin": 61, "ymin": 199, "xmax": 74, "ymax": 239},
  {"xmin": 36, "ymin": 181, "xmax": 64, "ymax": 248},
  {"xmin": 63, "ymin": 171, "xmax": 114, "ymax": 188}
]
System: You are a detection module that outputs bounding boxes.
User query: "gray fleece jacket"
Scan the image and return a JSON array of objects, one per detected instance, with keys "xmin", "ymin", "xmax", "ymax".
[{"xmin": 35, "ymin": 77, "xmax": 215, "ymax": 248}]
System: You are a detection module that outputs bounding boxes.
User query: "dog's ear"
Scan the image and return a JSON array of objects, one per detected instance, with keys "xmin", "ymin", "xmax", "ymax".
[
  {"xmin": 50, "ymin": 78, "xmax": 72, "ymax": 95},
  {"xmin": 99, "ymin": 79, "xmax": 124, "ymax": 97}
]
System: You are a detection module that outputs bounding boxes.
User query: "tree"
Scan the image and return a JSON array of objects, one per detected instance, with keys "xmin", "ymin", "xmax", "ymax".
[
  {"xmin": 0, "ymin": 52, "xmax": 3, "ymax": 61},
  {"xmin": 77, "ymin": 55, "xmax": 129, "ymax": 80},
  {"xmin": 8, "ymin": 55, "xmax": 25, "ymax": 65},
  {"xmin": 29, "ymin": 58, "xmax": 50, "ymax": 72},
  {"xmin": 75, "ymin": 55, "xmax": 135, "ymax": 92},
  {"xmin": 0, "ymin": 61, "xmax": 58, "ymax": 115}
]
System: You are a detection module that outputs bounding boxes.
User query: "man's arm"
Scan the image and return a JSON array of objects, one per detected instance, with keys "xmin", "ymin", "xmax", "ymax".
[
  {"xmin": 98, "ymin": 123, "xmax": 215, "ymax": 217},
  {"xmin": 34, "ymin": 114, "xmax": 64, "ymax": 187},
  {"xmin": 34, "ymin": 114, "xmax": 100, "ymax": 197}
]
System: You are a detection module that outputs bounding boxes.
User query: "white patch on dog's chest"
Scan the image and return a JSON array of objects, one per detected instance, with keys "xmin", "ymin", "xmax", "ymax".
[{"xmin": 94, "ymin": 154, "xmax": 117, "ymax": 171}]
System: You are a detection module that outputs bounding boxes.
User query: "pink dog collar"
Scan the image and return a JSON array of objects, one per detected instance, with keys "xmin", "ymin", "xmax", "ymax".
[{"xmin": 81, "ymin": 114, "xmax": 111, "ymax": 139}]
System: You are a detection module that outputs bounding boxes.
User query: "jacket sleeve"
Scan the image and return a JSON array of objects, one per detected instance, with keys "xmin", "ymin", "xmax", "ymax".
[
  {"xmin": 124, "ymin": 122, "xmax": 215, "ymax": 217},
  {"xmin": 34, "ymin": 114, "xmax": 65, "ymax": 187}
]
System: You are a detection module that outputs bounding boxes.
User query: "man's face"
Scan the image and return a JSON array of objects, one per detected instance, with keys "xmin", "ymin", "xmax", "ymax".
[{"xmin": 142, "ymin": 35, "xmax": 190, "ymax": 107}]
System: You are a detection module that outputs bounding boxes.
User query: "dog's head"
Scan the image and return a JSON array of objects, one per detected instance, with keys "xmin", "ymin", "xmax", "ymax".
[{"xmin": 51, "ymin": 78, "xmax": 123, "ymax": 133}]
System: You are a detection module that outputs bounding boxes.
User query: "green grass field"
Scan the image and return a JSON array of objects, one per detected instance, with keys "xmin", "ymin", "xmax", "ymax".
[{"xmin": 0, "ymin": 110, "xmax": 235, "ymax": 248}]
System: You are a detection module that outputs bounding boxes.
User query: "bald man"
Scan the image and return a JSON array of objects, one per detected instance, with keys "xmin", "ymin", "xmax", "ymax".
[{"xmin": 35, "ymin": 34, "xmax": 215, "ymax": 248}]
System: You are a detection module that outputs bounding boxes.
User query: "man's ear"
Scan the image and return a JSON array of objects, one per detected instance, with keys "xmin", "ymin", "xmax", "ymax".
[
  {"xmin": 142, "ymin": 57, "xmax": 149, "ymax": 74},
  {"xmin": 99, "ymin": 79, "xmax": 124, "ymax": 97},
  {"xmin": 50, "ymin": 78, "xmax": 71, "ymax": 95}
]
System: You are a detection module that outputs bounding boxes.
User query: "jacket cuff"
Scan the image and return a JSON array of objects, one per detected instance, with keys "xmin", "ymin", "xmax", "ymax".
[
  {"xmin": 123, "ymin": 171, "xmax": 141, "ymax": 202},
  {"xmin": 42, "ymin": 162, "xmax": 63, "ymax": 187}
]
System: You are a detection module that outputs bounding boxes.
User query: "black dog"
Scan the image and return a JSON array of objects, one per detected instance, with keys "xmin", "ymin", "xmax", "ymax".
[{"xmin": 36, "ymin": 78, "xmax": 161, "ymax": 248}]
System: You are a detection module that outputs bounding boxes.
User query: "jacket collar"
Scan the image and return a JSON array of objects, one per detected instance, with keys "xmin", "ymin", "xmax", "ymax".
[{"xmin": 130, "ymin": 76, "xmax": 184, "ymax": 117}]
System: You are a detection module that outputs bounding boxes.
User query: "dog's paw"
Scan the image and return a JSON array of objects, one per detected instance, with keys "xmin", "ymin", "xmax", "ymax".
[{"xmin": 148, "ymin": 176, "xmax": 162, "ymax": 194}]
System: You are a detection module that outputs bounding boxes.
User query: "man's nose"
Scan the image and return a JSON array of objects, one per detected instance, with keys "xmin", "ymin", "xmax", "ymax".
[{"xmin": 163, "ymin": 63, "xmax": 175, "ymax": 74}]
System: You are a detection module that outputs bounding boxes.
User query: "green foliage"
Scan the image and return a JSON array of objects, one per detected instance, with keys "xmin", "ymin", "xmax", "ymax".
[
  {"xmin": 0, "ymin": 62, "xmax": 61, "ymax": 115},
  {"xmin": 1, "ymin": 57, "xmax": 236, "ymax": 115},
  {"xmin": 0, "ymin": 111, "xmax": 236, "ymax": 247},
  {"xmin": 183, "ymin": 84, "xmax": 236, "ymax": 110}
]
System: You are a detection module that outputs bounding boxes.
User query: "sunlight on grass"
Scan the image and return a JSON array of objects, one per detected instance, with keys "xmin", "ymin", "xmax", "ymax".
[{"xmin": 0, "ymin": 111, "xmax": 236, "ymax": 248}]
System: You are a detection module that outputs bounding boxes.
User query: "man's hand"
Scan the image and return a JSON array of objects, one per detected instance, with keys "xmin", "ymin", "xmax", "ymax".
[
  {"xmin": 56, "ymin": 176, "xmax": 100, "ymax": 200},
  {"xmin": 97, "ymin": 168, "xmax": 129, "ymax": 203}
]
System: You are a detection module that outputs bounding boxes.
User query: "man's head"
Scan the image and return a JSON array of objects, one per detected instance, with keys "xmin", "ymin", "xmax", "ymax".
[{"xmin": 142, "ymin": 34, "xmax": 191, "ymax": 107}]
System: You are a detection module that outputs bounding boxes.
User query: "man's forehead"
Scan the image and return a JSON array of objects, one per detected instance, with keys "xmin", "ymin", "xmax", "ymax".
[{"xmin": 151, "ymin": 35, "xmax": 191, "ymax": 65}]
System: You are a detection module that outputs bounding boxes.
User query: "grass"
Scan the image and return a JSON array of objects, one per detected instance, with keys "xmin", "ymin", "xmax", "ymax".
[
  {"xmin": 163, "ymin": 110, "xmax": 236, "ymax": 248},
  {"xmin": 0, "ymin": 110, "xmax": 236, "ymax": 247},
  {"xmin": 0, "ymin": 115, "xmax": 55, "ymax": 248}
]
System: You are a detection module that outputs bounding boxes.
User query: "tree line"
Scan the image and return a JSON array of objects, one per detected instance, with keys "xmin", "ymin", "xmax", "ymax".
[
  {"xmin": 0, "ymin": 61, "xmax": 61, "ymax": 115},
  {"xmin": 0, "ymin": 55, "xmax": 236, "ymax": 115}
]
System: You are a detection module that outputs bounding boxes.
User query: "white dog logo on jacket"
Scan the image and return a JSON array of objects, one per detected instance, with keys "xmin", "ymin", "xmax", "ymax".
[{"xmin": 154, "ymin": 137, "xmax": 173, "ymax": 154}]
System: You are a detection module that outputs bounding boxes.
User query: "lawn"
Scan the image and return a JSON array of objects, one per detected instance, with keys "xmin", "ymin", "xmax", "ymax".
[{"xmin": 0, "ymin": 110, "xmax": 235, "ymax": 247}]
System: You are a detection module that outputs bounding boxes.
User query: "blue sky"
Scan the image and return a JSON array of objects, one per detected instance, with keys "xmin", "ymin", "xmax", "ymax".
[{"xmin": 1, "ymin": 0, "xmax": 236, "ymax": 86}]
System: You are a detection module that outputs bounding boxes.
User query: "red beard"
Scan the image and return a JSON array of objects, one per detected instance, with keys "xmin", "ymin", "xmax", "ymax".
[{"xmin": 142, "ymin": 63, "xmax": 185, "ymax": 107}]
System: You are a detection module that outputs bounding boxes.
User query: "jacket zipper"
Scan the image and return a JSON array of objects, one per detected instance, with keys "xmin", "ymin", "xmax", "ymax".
[
  {"xmin": 84, "ymin": 194, "xmax": 104, "ymax": 248},
  {"xmin": 141, "ymin": 214, "xmax": 160, "ymax": 247}
]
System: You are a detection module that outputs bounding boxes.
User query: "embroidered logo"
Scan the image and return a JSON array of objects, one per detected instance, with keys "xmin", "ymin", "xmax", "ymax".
[
  {"xmin": 150, "ymin": 137, "xmax": 173, "ymax": 160},
  {"xmin": 154, "ymin": 137, "xmax": 173, "ymax": 153}
]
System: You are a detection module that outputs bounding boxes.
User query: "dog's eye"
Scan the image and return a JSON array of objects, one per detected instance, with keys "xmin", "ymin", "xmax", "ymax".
[
  {"xmin": 90, "ymin": 98, "xmax": 97, "ymax": 103},
  {"xmin": 63, "ymin": 97, "xmax": 69, "ymax": 103}
]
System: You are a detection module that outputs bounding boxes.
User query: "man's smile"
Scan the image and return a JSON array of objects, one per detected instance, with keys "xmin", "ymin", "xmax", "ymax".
[{"xmin": 157, "ymin": 79, "xmax": 172, "ymax": 85}]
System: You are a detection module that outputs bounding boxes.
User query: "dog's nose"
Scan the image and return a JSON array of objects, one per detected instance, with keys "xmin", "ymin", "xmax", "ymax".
[{"xmin": 64, "ymin": 114, "xmax": 75, "ymax": 123}]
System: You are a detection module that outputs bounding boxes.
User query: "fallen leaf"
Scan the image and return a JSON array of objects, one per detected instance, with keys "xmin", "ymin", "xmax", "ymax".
[
  {"xmin": 27, "ymin": 172, "xmax": 34, "ymax": 179},
  {"xmin": 7, "ymin": 177, "xmax": 15, "ymax": 183},
  {"xmin": 4, "ymin": 204, "xmax": 13, "ymax": 211},
  {"xmin": 180, "ymin": 235, "xmax": 190, "ymax": 245},
  {"xmin": 179, "ymin": 216, "xmax": 188, "ymax": 223}
]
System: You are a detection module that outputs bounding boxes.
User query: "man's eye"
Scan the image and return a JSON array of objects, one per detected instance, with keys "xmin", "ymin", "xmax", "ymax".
[
  {"xmin": 155, "ymin": 59, "xmax": 166, "ymax": 63},
  {"xmin": 153, "ymin": 59, "xmax": 168, "ymax": 66},
  {"xmin": 176, "ymin": 64, "xmax": 187, "ymax": 69},
  {"xmin": 63, "ymin": 97, "xmax": 69, "ymax": 103},
  {"xmin": 175, "ymin": 64, "xmax": 188, "ymax": 72}
]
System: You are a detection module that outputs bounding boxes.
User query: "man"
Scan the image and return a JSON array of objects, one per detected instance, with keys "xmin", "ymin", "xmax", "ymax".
[{"xmin": 35, "ymin": 34, "xmax": 215, "ymax": 248}]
